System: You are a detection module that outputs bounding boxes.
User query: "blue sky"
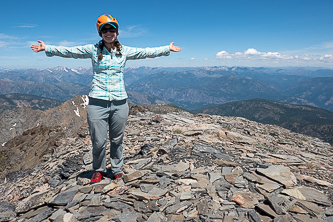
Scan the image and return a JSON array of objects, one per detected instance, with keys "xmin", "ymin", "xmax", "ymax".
[{"xmin": 1, "ymin": 0, "xmax": 333, "ymax": 69}]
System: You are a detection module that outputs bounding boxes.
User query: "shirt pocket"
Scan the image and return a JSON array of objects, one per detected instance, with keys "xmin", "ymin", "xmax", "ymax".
[{"xmin": 96, "ymin": 55, "xmax": 112, "ymax": 71}]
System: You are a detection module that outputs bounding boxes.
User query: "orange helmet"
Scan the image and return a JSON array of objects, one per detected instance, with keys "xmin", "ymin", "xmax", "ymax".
[{"xmin": 96, "ymin": 14, "xmax": 119, "ymax": 33}]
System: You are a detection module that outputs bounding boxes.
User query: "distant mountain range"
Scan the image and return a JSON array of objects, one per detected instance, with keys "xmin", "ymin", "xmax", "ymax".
[
  {"xmin": 1, "ymin": 66, "xmax": 333, "ymax": 143},
  {"xmin": 1, "ymin": 66, "xmax": 332, "ymax": 111},
  {"xmin": 196, "ymin": 98, "xmax": 333, "ymax": 145},
  {"xmin": 127, "ymin": 66, "xmax": 333, "ymax": 111}
]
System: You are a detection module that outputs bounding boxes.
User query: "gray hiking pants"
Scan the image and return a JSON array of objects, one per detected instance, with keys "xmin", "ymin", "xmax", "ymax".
[{"xmin": 87, "ymin": 97, "xmax": 129, "ymax": 175}]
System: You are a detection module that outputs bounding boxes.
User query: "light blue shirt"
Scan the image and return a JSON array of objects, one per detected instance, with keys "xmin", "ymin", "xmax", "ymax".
[{"xmin": 45, "ymin": 44, "xmax": 170, "ymax": 101}]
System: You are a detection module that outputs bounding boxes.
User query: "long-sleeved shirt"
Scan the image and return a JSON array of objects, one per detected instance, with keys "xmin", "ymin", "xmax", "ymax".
[{"xmin": 45, "ymin": 44, "xmax": 170, "ymax": 101}]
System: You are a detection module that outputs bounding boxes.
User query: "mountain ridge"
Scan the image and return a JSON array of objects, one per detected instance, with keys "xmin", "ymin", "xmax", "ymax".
[
  {"xmin": 196, "ymin": 98, "xmax": 333, "ymax": 145},
  {"xmin": 1, "ymin": 66, "xmax": 333, "ymax": 111}
]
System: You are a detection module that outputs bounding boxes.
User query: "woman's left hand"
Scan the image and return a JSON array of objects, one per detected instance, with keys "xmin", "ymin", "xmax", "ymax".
[{"xmin": 169, "ymin": 42, "xmax": 181, "ymax": 52}]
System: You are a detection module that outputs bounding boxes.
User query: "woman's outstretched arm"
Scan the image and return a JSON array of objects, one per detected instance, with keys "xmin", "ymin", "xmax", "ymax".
[
  {"xmin": 31, "ymin": 40, "xmax": 93, "ymax": 59},
  {"xmin": 31, "ymin": 40, "xmax": 46, "ymax": 52}
]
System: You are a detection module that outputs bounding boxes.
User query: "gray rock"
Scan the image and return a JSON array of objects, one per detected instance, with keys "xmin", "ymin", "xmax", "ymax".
[
  {"xmin": 146, "ymin": 212, "xmax": 161, "ymax": 222},
  {"xmin": 127, "ymin": 129, "xmax": 141, "ymax": 136},
  {"xmin": 77, "ymin": 206, "xmax": 108, "ymax": 220},
  {"xmin": 326, "ymin": 216, "xmax": 333, "ymax": 222},
  {"xmin": 134, "ymin": 201, "xmax": 150, "ymax": 213},
  {"xmin": 15, "ymin": 190, "xmax": 57, "ymax": 213},
  {"xmin": 89, "ymin": 194, "xmax": 101, "ymax": 206},
  {"xmin": 326, "ymin": 208, "xmax": 333, "ymax": 216},
  {"xmin": 49, "ymin": 189, "xmax": 78, "ymax": 206},
  {"xmin": 123, "ymin": 170, "xmax": 147, "ymax": 183},
  {"xmin": 225, "ymin": 131, "xmax": 257, "ymax": 144},
  {"xmin": 197, "ymin": 199, "xmax": 211, "ymax": 215},
  {"xmin": 256, "ymin": 165, "xmax": 297, "ymax": 188},
  {"xmin": 27, "ymin": 207, "xmax": 52, "ymax": 222},
  {"xmin": 49, "ymin": 209, "xmax": 67, "ymax": 221},
  {"xmin": 296, "ymin": 199, "xmax": 325, "ymax": 216},
  {"xmin": 112, "ymin": 211, "xmax": 137, "ymax": 222},
  {"xmin": 273, "ymin": 214, "xmax": 297, "ymax": 222},
  {"xmin": 83, "ymin": 152, "xmax": 93, "ymax": 165},
  {"xmin": 293, "ymin": 214, "xmax": 324, "ymax": 222},
  {"xmin": 257, "ymin": 203, "xmax": 278, "ymax": 218},
  {"xmin": 0, "ymin": 211, "xmax": 16, "ymax": 222},
  {"xmin": 248, "ymin": 209, "xmax": 262, "ymax": 222},
  {"xmin": 180, "ymin": 191, "xmax": 192, "ymax": 200},
  {"xmin": 104, "ymin": 201, "xmax": 132, "ymax": 210},
  {"xmin": 266, "ymin": 195, "xmax": 288, "ymax": 215},
  {"xmin": 192, "ymin": 143, "xmax": 220, "ymax": 155},
  {"xmin": 282, "ymin": 186, "xmax": 332, "ymax": 207},
  {"xmin": 165, "ymin": 201, "xmax": 191, "ymax": 214},
  {"xmin": 140, "ymin": 184, "xmax": 155, "ymax": 193}
]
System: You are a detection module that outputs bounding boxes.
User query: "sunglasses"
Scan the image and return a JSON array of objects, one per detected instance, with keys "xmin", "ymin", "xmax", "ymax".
[{"xmin": 101, "ymin": 28, "xmax": 117, "ymax": 34}]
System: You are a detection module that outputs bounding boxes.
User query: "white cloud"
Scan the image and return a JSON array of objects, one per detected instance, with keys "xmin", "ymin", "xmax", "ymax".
[
  {"xmin": 215, "ymin": 47, "xmax": 333, "ymax": 66},
  {"xmin": 13, "ymin": 23, "xmax": 37, "ymax": 28},
  {"xmin": 261, "ymin": 52, "xmax": 294, "ymax": 60},
  {"xmin": 320, "ymin": 54, "xmax": 333, "ymax": 60},
  {"xmin": 0, "ymin": 41, "xmax": 9, "ymax": 47},
  {"xmin": 18, "ymin": 25, "xmax": 37, "ymax": 28},
  {"xmin": 244, "ymin": 48, "xmax": 261, "ymax": 55},
  {"xmin": 0, "ymin": 34, "xmax": 19, "ymax": 48},
  {"xmin": 191, "ymin": 58, "xmax": 196, "ymax": 60},
  {"xmin": 216, "ymin": 51, "xmax": 233, "ymax": 59},
  {"xmin": 321, "ymin": 42, "xmax": 333, "ymax": 49},
  {"xmin": 0, "ymin": 33, "xmax": 17, "ymax": 39}
]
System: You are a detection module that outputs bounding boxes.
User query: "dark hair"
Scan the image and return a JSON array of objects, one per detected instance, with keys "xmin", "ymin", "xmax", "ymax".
[{"xmin": 97, "ymin": 39, "xmax": 122, "ymax": 60}]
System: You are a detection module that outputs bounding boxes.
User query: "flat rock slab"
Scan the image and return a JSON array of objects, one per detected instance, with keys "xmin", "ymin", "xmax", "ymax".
[
  {"xmin": 152, "ymin": 161, "xmax": 189, "ymax": 173},
  {"xmin": 232, "ymin": 191, "xmax": 264, "ymax": 208},
  {"xmin": 15, "ymin": 190, "xmax": 57, "ymax": 213},
  {"xmin": 123, "ymin": 170, "xmax": 147, "ymax": 183},
  {"xmin": 293, "ymin": 214, "xmax": 325, "ymax": 222},
  {"xmin": 0, "ymin": 211, "xmax": 16, "ymax": 222},
  {"xmin": 256, "ymin": 165, "xmax": 297, "ymax": 188},
  {"xmin": 146, "ymin": 212, "xmax": 161, "ymax": 222},
  {"xmin": 112, "ymin": 211, "xmax": 137, "ymax": 222},
  {"xmin": 282, "ymin": 186, "xmax": 331, "ymax": 206},
  {"xmin": 243, "ymin": 171, "xmax": 281, "ymax": 192},
  {"xmin": 300, "ymin": 175, "xmax": 333, "ymax": 187},
  {"xmin": 130, "ymin": 187, "xmax": 169, "ymax": 200},
  {"xmin": 49, "ymin": 189, "xmax": 78, "ymax": 206},
  {"xmin": 225, "ymin": 131, "xmax": 257, "ymax": 144}
]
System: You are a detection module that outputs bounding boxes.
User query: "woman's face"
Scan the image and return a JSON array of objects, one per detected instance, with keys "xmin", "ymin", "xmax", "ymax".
[{"xmin": 101, "ymin": 24, "xmax": 118, "ymax": 44}]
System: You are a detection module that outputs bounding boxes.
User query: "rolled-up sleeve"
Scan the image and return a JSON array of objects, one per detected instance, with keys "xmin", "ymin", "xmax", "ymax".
[{"xmin": 45, "ymin": 44, "xmax": 94, "ymax": 59}]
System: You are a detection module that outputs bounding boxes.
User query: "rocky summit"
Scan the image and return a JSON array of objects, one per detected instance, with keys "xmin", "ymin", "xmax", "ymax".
[{"xmin": 0, "ymin": 98, "xmax": 333, "ymax": 222}]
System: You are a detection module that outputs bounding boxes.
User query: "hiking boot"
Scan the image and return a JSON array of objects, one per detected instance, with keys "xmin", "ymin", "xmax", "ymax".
[
  {"xmin": 113, "ymin": 173, "xmax": 124, "ymax": 180},
  {"xmin": 90, "ymin": 171, "xmax": 104, "ymax": 184}
]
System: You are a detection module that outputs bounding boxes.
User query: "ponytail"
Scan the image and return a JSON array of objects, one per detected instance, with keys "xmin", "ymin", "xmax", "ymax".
[
  {"xmin": 97, "ymin": 39, "xmax": 122, "ymax": 60},
  {"xmin": 98, "ymin": 40, "xmax": 104, "ymax": 60},
  {"xmin": 114, "ymin": 40, "xmax": 122, "ymax": 56}
]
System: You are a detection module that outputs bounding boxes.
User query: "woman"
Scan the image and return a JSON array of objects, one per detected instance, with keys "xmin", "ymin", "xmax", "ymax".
[{"xmin": 31, "ymin": 14, "xmax": 181, "ymax": 183}]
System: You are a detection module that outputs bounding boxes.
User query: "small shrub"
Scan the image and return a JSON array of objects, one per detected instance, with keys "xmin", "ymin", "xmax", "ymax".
[
  {"xmin": 299, "ymin": 136, "xmax": 308, "ymax": 142},
  {"xmin": 174, "ymin": 129, "xmax": 182, "ymax": 134},
  {"xmin": 256, "ymin": 143, "xmax": 278, "ymax": 153},
  {"xmin": 305, "ymin": 162, "xmax": 316, "ymax": 169},
  {"xmin": 269, "ymin": 131, "xmax": 279, "ymax": 137},
  {"xmin": 222, "ymin": 124, "xmax": 232, "ymax": 130}
]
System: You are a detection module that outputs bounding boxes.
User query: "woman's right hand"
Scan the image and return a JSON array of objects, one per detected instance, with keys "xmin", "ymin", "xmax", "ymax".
[{"xmin": 31, "ymin": 40, "xmax": 46, "ymax": 52}]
